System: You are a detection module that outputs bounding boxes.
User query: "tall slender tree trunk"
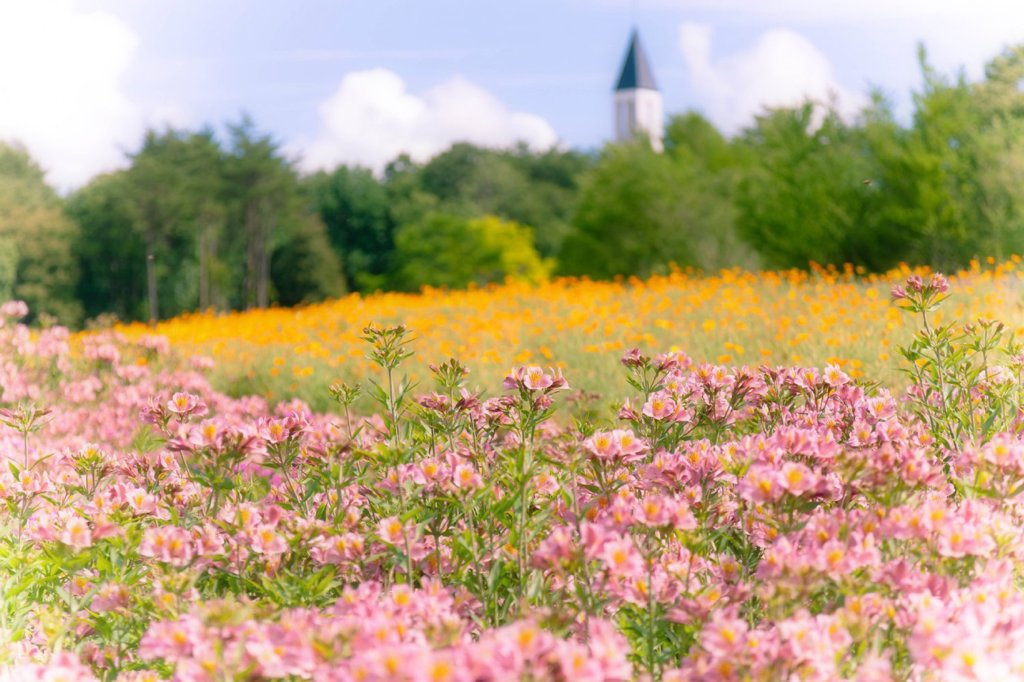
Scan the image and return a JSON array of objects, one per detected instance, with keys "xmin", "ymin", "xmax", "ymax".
[
  {"xmin": 145, "ymin": 226, "xmax": 158, "ymax": 326},
  {"xmin": 198, "ymin": 225, "xmax": 209, "ymax": 312},
  {"xmin": 243, "ymin": 198, "xmax": 273, "ymax": 309},
  {"xmin": 244, "ymin": 201, "xmax": 259, "ymax": 309},
  {"xmin": 257, "ymin": 219, "xmax": 271, "ymax": 309},
  {"xmin": 198, "ymin": 214, "xmax": 220, "ymax": 311}
]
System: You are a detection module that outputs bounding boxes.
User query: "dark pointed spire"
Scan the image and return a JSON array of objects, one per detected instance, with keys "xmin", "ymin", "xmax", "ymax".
[{"xmin": 615, "ymin": 29, "xmax": 658, "ymax": 92}]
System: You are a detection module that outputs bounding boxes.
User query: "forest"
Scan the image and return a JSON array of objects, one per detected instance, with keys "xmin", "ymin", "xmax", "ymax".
[{"xmin": 3, "ymin": 46, "xmax": 1024, "ymax": 326}]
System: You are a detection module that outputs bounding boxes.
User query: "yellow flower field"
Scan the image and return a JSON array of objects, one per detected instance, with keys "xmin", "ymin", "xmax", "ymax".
[{"xmin": 111, "ymin": 258, "xmax": 1024, "ymax": 411}]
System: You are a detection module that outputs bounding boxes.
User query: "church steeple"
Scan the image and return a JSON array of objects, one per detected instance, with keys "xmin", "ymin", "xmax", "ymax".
[
  {"xmin": 613, "ymin": 29, "xmax": 664, "ymax": 152},
  {"xmin": 615, "ymin": 29, "xmax": 658, "ymax": 92}
]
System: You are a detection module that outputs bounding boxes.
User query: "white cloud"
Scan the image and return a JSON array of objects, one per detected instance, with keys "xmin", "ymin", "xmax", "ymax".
[
  {"xmin": 678, "ymin": 22, "xmax": 866, "ymax": 134},
  {"xmin": 299, "ymin": 69, "xmax": 559, "ymax": 173},
  {"xmin": 642, "ymin": 1, "xmax": 1024, "ymax": 83},
  {"xmin": 0, "ymin": 0, "xmax": 152, "ymax": 189},
  {"xmin": 619, "ymin": 0, "xmax": 1022, "ymax": 24}
]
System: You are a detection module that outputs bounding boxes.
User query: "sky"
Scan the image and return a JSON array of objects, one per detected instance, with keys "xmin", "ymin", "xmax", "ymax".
[{"xmin": 2, "ymin": 0, "xmax": 1024, "ymax": 189}]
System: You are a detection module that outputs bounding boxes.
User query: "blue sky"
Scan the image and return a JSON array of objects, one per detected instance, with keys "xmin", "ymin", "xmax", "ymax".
[{"xmin": 3, "ymin": 0, "xmax": 1023, "ymax": 188}]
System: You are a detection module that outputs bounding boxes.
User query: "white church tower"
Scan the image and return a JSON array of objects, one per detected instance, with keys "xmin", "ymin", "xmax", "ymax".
[{"xmin": 614, "ymin": 29, "xmax": 663, "ymax": 152}]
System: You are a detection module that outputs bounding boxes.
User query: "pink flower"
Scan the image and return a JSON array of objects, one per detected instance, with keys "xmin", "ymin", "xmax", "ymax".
[
  {"xmin": 582, "ymin": 618, "xmax": 633, "ymax": 680},
  {"xmin": 192, "ymin": 522, "xmax": 225, "ymax": 557},
  {"xmin": 822, "ymin": 363, "xmax": 850, "ymax": 387},
  {"xmin": 1, "ymin": 652, "xmax": 98, "ymax": 682},
  {"xmin": 636, "ymin": 494, "xmax": 672, "ymax": 527},
  {"xmin": 378, "ymin": 516, "xmax": 408, "ymax": 545},
  {"xmin": 91, "ymin": 583, "xmax": 130, "ymax": 612},
  {"xmin": 312, "ymin": 532, "xmax": 365, "ymax": 565},
  {"xmin": 502, "ymin": 366, "xmax": 568, "ymax": 392},
  {"xmin": 738, "ymin": 465, "xmax": 782, "ymax": 503},
  {"xmin": 779, "ymin": 462, "xmax": 817, "ymax": 495},
  {"xmin": 251, "ymin": 524, "xmax": 289, "ymax": 555},
  {"xmin": 817, "ymin": 540, "xmax": 852, "ymax": 577},
  {"xmin": 555, "ymin": 642, "xmax": 604, "ymax": 681},
  {"xmin": 585, "ymin": 430, "xmax": 647, "ymax": 462},
  {"xmin": 452, "ymin": 463, "xmax": 482, "ymax": 491},
  {"xmin": 522, "ymin": 366, "xmax": 553, "ymax": 390},
  {"xmin": 671, "ymin": 503, "xmax": 697, "ymax": 531},
  {"xmin": 190, "ymin": 419, "xmax": 223, "ymax": 449},
  {"xmin": 929, "ymin": 273, "xmax": 950, "ymax": 294},
  {"xmin": 532, "ymin": 526, "xmax": 575, "ymax": 568},
  {"xmin": 621, "ymin": 347, "xmax": 645, "ymax": 368},
  {"xmin": 17, "ymin": 469, "xmax": 47, "ymax": 494},
  {"xmin": 67, "ymin": 571, "xmax": 96, "ymax": 597},
  {"xmin": 612, "ymin": 429, "xmax": 647, "ymax": 462},
  {"xmin": 260, "ymin": 418, "xmax": 292, "ymax": 445},
  {"xmin": 0, "ymin": 300, "xmax": 28, "ymax": 319},
  {"xmin": 700, "ymin": 609, "xmax": 749, "ymax": 657},
  {"xmin": 139, "ymin": 526, "xmax": 194, "ymax": 567},
  {"xmin": 583, "ymin": 431, "xmax": 620, "ymax": 459},
  {"xmin": 60, "ymin": 516, "xmax": 93, "ymax": 549},
  {"xmin": 139, "ymin": 615, "xmax": 205, "ymax": 662},
  {"xmin": 166, "ymin": 392, "xmax": 207, "ymax": 419},
  {"xmin": 600, "ymin": 536, "xmax": 644, "ymax": 577},
  {"xmin": 126, "ymin": 486, "xmax": 158, "ymax": 515},
  {"xmin": 190, "ymin": 355, "xmax": 215, "ymax": 370},
  {"xmin": 414, "ymin": 458, "xmax": 448, "ymax": 486},
  {"xmin": 655, "ymin": 350, "xmax": 691, "ymax": 372},
  {"xmin": 642, "ymin": 390, "xmax": 677, "ymax": 420}
]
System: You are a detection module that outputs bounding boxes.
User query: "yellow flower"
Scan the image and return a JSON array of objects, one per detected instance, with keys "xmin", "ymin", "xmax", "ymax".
[{"xmin": 80, "ymin": 259, "xmax": 1021, "ymax": 407}]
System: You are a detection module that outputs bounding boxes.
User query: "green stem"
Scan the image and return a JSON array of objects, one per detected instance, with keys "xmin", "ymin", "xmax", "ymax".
[
  {"xmin": 517, "ymin": 445, "xmax": 530, "ymax": 604},
  {"xmin": 646, "ymin": 546, "xmax": 657, "ymax": 676},
  {"xmin": 920, "ymin": 310, "xmax": 960, "ymax": 458}
]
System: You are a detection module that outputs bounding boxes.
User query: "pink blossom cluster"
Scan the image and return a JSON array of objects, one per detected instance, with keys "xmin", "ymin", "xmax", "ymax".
[
  {"xmin": 6, "ymin": 291, "xmax": 1024, "ymax": 681},
  {"xmin": 137, "ymin": 583, "xmax": 630, "ymax": 682}
]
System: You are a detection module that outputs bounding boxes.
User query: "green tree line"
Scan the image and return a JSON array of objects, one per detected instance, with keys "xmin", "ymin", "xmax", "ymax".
[{"xmin": 2, "ymin": 45, "xmax": 1023, "ymax": 326}]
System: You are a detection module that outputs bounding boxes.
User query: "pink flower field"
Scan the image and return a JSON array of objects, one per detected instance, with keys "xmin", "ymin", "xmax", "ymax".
[{"xmin": 4, "ymin": 276, "xmax": 1024, "ymax": 681}]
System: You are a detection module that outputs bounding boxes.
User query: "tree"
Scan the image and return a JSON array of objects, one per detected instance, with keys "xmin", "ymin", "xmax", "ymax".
[
  {"xmin": 415, "ymin": 142, "xmax": 592, "ymax": 260},
  {"xmin": 0, "ymin": 143, "xmax": 81, "ymax": 323},
  {"xmin": 304, "ymin": 166, "xmax": 393, "ymax": 292},
  {"xmin": 559, "ymin": 140, "xmax": 747, "ymax": 278},
  {"xmin": 665, "ymin": 111, "xmax": 739, "ymax": 173},
  {"xmin": 968, "ymin": 45, "xmax": 1024, "ymax": 262},
  {"xmin": 665, "ymin": 112, "xmax": 758, "ymax": 270},
  {"xmin": 224, "ymin": 118, "xmax": 299, "ymax": 309},
  {"xmin": 860, "ymin": 49, "xmax": 984, "ymax": 270},
  {"xmin": 66, "ymin": 171, "xmax": 147, "ymax": 321},
  {"xmin": 390, "ymin": 213, "xmax": 551, "ymax": 291},
  {"xmin": 735, "ymin": 102, "xmax": 882, "ymax": 269},
  {"xmin": 504, "ymin": 145, "xmax": 593, "ymax": 257},
  {"xmin": 270, "ymin": 213, "xmax": 346, "ymax": 306},
  {"xmin": 126, "ymin": 128, "xmax": 227, "ymax": 321}
]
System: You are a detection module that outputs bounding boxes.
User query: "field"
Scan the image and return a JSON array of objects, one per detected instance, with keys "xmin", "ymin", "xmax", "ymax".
[
  {"xmin": 5, "ymin": 262, "xmax": 1024, "ymax": 680},
  {"xmin": 113, "ymin": 259, "xmax": 1024, "ymax": 413}
]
